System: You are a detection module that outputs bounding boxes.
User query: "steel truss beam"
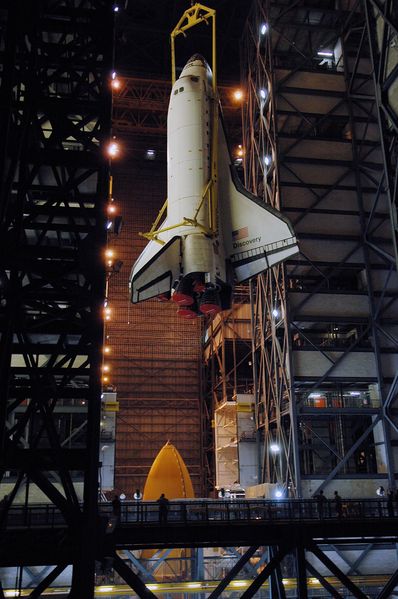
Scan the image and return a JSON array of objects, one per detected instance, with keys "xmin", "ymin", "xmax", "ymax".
[
  {"xmin": 3, "ymin": 534, "xmax": 398, "ymax": 598},
  {"xmin": 112, "ymin": 77, "xmax": 243, "ymax": 160},
  {"xmin": 0, "ymin": 1, "xmax": 112, "ymax": 596}
]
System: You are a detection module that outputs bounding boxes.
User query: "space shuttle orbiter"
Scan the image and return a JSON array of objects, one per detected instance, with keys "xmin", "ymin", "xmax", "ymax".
[{"xmin": 129, "ymin": 55, "xmax": 298, "ymax": 318}]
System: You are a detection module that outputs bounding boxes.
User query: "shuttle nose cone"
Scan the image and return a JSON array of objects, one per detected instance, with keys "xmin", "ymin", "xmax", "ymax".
[
  {"xmin": 181, "ymin": 54, "xmax": 212, "ymax": 83},
  {"xmin": 187, "ymin": 53, "xmax": 207, "ymax": 66}
]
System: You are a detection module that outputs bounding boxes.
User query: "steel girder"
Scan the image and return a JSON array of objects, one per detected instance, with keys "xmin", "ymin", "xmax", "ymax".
[
  {"xmin": 2, "ymin": 537, "xmax": 398, "ymax": 597},
  {"xmin": 363, "ymin": 0, "xmax": 398, "ymax": 288},
  {"xmin": 112, "ymin": 76, "xmax": 243, "ymax": 161},
  {"xmin": 242, "ymin": 0, "xmax": 398, "ymax": 499},
  {"xmin": 0, "ymin": 0, "xmax": 113, "ymax": 595}
]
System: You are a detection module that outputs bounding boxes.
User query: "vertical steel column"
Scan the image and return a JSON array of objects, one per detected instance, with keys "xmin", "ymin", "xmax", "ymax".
[
  {"xmin": 0, "ymin": 1, "xmax": 113, "ymax": 595},
  {"xmin": 241, "ymin": 0, "xmax": 398, "ymax": 501}
]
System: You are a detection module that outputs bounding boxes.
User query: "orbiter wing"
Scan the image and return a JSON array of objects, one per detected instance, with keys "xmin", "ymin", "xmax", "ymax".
[
  {"xmin": 218, "ymin": 114, "xmax": 298, "ymax": 282},
  {"xmin": 130, "ymin": 233, "xmax": 181, "ymax": 303}
]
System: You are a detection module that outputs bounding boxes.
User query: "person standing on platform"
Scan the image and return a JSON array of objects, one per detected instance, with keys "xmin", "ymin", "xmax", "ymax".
[
  {"xmin": 334, "ymin": 491, "xmax": 343, "ymax": 519},
  {"xmin": 157, "ymin": 493, "xmax": 170, "ymax": 524},
  {"xmin": 315, "ymin": 490, "xmax": 327, "ymax": 519},
  {"xmin": 387, "ymin": 490, "xmax": 394, "ymax": 517},
  {"xmin": 133, "ymin": 488, "xmax": 143, "ymax": 522},
  {"xmin": 112, "ymin": 494, "xmax": 121, "ymax": 524}
]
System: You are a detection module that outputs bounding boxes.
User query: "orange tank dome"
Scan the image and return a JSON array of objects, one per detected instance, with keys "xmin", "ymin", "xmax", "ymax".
[{"xmin": 143, "ymin": 441, "xmax": 195, "ymax": 500}]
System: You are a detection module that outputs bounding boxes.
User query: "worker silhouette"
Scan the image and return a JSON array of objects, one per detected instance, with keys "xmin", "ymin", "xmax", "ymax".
[
  {"xmin": 315, "ymin": 490, "xmax": 327, "ymax": 519},
  {"xmin": 334, "ymin": 491, "xmax": 343, "ymax": 519},
  {"xmin": 157, "ymin": 493, "xmax": 170, "ymax": 524},
  {"xmin": 133, "ymin": 488, "xmax": 142, "ymax": 501},
  {"xmin": 0, "ymin": 494, "xmax": 9, "ymax": 529},
  {"xmin": 112, "ymin": 494, "xmax": 121, "ymax": 522},
  {"xmin": 387, "ymin": 490, "xmax": 394, "ymax": 517}
]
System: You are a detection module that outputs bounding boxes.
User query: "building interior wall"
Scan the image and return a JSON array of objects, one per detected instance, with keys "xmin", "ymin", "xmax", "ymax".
[{"xmin": 106, "ymin": 161, "xmax": 204, "ymax": 497}]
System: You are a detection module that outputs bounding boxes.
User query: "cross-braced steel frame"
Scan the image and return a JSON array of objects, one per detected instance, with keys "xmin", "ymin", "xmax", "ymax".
[
  {"xmin": 197, "ymin": 0, "xmax": 398, "ymax": 592},
  {"xmin": 0, "ymin": 1, "xmax": 113, "ymax": 595},
  {"xmin": 241, "ymin": 0, "xmax": 398, "ymax": 504}
]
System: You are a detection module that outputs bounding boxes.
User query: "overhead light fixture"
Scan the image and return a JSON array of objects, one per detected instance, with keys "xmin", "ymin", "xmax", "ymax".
[
  {"xmin": 275, "ymin": 489, "xmax": 283, "ymax": 498},
  {"xmin": 317, "ymin": 50, "xmax": 333, "ymax": 57},
  {"xmin": 264, "ymin": 154, "xmax": 272, "ymax": 167},
  {"xmin": 106, "ymin": 140, "xmax": 120, "ymax": 158},
  {"xmin": 145, "ymin": 149, "xmax": 156, "ymax": 160},
  {"xmin": 270, "ymin": 443, "xmax": 280, "ymax": 453},
  {"xmin": 260, "ymin": 23, "xmax": 269, "ymax": 35},
  {"xmin": 272, "ymin": 307, "xmax": 279, "ymax": 317},
  {"xmin": 259, "ymin": 88, "xmax": 267, "ymax": 100},
  {"xmin": 233, "ymin": 89, "xmax": 243, "ymax": 101},
  {"xmin": 106, "ymin": 216, "xmax": 123, "ymax": 235}
]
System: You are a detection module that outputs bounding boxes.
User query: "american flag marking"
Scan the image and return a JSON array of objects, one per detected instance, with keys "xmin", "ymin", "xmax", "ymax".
[{"xmin": 232, "ymin": 226, "xmax": 249, "ymax": 241}]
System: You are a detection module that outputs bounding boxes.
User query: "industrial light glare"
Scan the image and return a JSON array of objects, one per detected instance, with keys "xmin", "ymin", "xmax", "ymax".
[
  {"xmin": 260, "ymin": 23, "xmax": 269, "ymax": 35},
  {"xmin": 106, "ymin": 220, "xmax": 113, "ymax": 230},
  {"xmin": 275, "ymin": 489, "xmax": 283, "ymax": 498},
  {"xmin": 111, "ymin": 78, "xmax": 121, "ymax": 90},
  {"xmin": 98, "ymin": 586, "xmax": 115, "ymax": 592},
  {"xmin": 103, "ymin": 364, "xmax": 110, "ymax": 372},
  {"xmin": 259, "ymin": 88, "xmax": 267, "ymax": 99},
  {"xmin": 107, "ymin": 204, "xmax": 116, "ymax": 214},
  {"xmin": 317, "ymin": 50, "xmax": 333, "ymax": 57},
  {"xmin": 107, "ymin": 141, "xmax": 119, "ymax": 158},
  {"xmin": 272, "ymin": 308, "xmax": 279, "ymax": 317},
  {"xmin": 147, "ymin": 585, "xmax": 159, "ymax": 591},
  {"xmin": 231, "ymin": 581, "xmax": 247, "ymax": 587},
  {"xmin": 233, "ymin": 89, "xmax": 243, "ymax": 101},
  {"xmin": 270, "ymin": 443, "xmax": 280, "ymax": 453},
  {"xmin": 264, "ymin": 154, "xmax": 272, "ymax": 167},
  {"xmin": 104, "ymin": 346, "xmax": 111, "ymax": 354},
  {"xmin": 350, "ymin": 391, "xmax": 361, "ymax": 396},
  {"xmin": 4, "ymin": 592, "xmax": 19, "ymax": 598},
  {"xmin": 113, "ymin": 5, "xmax": 119, "ymax": 12},
  {"xmin": 187, "ymin": 583, "xmax": 201, "ymax": 588},
  {"xmin": 105, "ymin": 249, "xmax": 114, "ymax": 258}
]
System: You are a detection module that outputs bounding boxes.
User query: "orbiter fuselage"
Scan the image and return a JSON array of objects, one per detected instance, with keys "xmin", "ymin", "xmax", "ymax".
[{"xmin": 129, "ymin": 55, "xmax": 298, "ymax": 318}]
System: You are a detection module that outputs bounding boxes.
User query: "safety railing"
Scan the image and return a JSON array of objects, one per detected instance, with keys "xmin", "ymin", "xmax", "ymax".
[{"xmin": 2, "ymin": 497, "xmax": 397, "ymax": 529}]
